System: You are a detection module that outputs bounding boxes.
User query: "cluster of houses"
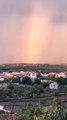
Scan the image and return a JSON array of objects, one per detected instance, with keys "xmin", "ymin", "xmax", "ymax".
[
  {"xmin": 41, "ymin": 72, "xmax": 67, "ymax": 78},
  {"xmin": 0, "ymin": 71, "xmax": 66, "ymax": 90},
  {"xmin": 0, "ymin": 71, "xmax": 67, "ymax": 79}
]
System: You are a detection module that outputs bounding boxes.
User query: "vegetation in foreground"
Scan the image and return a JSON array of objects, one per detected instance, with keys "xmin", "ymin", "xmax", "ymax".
[
  {"xmin": 0, "ymin": 100, "xmax": 67, "ymax": 120},
  {"xmin": 17, "ymin": 102, "xmax": 67, "ymax": 120}
]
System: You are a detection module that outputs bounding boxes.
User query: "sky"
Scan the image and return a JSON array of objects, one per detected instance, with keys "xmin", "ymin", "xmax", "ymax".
[{"xmin": 0, "ymin": 0, "xmax": 67, "ymax": 64}]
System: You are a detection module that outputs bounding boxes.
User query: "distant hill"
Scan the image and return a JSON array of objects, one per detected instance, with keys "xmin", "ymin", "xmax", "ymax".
[{"xmin": 0, "ymin": 63, "xmax": 67, "ymax": 73}]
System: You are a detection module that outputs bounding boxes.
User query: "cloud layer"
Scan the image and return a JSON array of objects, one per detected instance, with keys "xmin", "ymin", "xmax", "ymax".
[{"xmin": 0, "ymin": 0, "xmax": 67, "ymax": 64}]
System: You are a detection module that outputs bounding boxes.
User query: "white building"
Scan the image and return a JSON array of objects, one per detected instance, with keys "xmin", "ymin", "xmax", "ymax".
[
  {"xmin": 0, "ymin": 78, "xmax": 5, "ymax": 81},
  {"xmin": 30, "ymin": 72, "xmax": 37, "ymax": 83},
  {"xmin": 41, "ymin": 73, "xmax": 49, "ymax": 78},
  {"xmin": 41, "ymin": 80, "xmax": 53, "ymax": 84},
  {"xmin": 55, "ymin": 72, "xmax": 66, "ymax": 78},
  {"xmin": 49, "ymin": 82, "xmax": 58, "ymax": 90}
]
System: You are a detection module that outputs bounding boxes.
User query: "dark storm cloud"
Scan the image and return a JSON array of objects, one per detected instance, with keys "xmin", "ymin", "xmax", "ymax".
[
  {"xmin": 39, "ymin": 0, "xmax": 67, "ymax": 24},
  {"xmin": 52, "ymin": 15, "xmax": 67, "ymax": 24}
]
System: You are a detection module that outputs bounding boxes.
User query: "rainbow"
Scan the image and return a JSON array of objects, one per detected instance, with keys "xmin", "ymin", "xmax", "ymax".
[{"xmin": 27, "ymin": 3, "xmax": 47, "ymax": 63}]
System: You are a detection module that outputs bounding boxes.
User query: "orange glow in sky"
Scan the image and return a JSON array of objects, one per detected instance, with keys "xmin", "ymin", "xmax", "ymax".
[
  {"xmin": 27, "ymin": 3, "xmax": 47, "ymax": 63},
  {"xmin": 0, "ymin": 0, "xmax": 67, "ymax": 64}
]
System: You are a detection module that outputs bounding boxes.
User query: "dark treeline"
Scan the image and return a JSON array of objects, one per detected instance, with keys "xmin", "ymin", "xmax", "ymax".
[{"xmin": 0, "ymin": 64, "xmax": 67, "ymax": 73}]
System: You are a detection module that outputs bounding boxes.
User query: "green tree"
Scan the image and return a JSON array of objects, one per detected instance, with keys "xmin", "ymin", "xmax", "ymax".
[
  {"xmin": 42, "ymin": 105, "xmax": 67, "ymax": 120},
  {"xmin": 18, "ymin": 108, "xmax": 41, "ymax": 120},
  {"xmin": 17, "ymin": 104, "xmax": 67, "ymax": 120},
  {"xmin": 34, "ymin": 78, "xmax": 41, "ymax": 84},
  {"xmin": 8, "ymin": 79, "xmax": 14, "ymax": 97},
  {"xmin": 55, "ymin": 77, "xmax": 67, "ymax": 86},
  {"xmin": 22, "ymin": 77, "xmax": 32, "ymax": 85},
  {"xmin": 12, "ymin": 77, "xmax": 20, "ymax": 83},
  {"xmin": 28, "ymin": 84, "xmax": 44, "ymax": 97}
]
